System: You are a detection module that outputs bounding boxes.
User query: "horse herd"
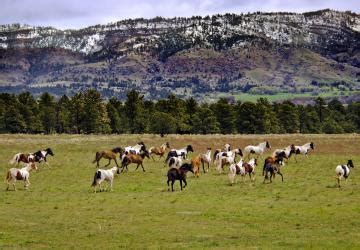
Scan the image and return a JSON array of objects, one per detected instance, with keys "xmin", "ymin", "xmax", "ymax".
[{"xmin": 4, "ymin": 140, "xmax": 355, "ymax": 192}]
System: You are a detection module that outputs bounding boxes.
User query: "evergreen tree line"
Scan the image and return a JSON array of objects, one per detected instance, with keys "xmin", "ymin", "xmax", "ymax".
[{"xmin": 0, "ymin": 89, "xmax": 359, "ymax": 134}]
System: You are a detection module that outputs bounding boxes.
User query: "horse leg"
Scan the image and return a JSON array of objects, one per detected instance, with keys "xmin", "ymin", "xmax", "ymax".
[
  {"xmin": 183, "ymin": 178, "xmax": 187, "ymax": 188},
  {"xmin": 167, "ymin": 179, "xmax": 170, "ymax": 191},
  {"xmin": 141, "ymin": 163, "xmax": 145, "ymax": 172},
  {"xmin": 109, "ymin": 179, "xmax": 113, "ymax": 192},
  {"xmin": 135, "ymin": 164, "xmax": 139, "ymax": 171},
  {"xmin": 114, "ymin": 158, "xmax": 119, "ymax": 168},
  {"xmin": 13, "ymin": 180, "xmax": 17, "ymax": 191},
  {"xmin": 278, "ymin": 171, "xmax": 284, "ymax": 182},
  {"xmin": 104, "ymin": 159, "xmax": 111, "ymax": 167},
  {"xmin": 180, "ymin": 179, "xmax": 183, "ymax": 190},
  {"xmin": 171, "ymin": 180, "xmax": 175, "ymax": 192}
]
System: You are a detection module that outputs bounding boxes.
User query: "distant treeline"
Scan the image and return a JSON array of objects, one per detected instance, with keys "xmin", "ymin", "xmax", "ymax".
[{"xmin": 0, "ymin": 89, "xmax": 359, "ymax": 134}]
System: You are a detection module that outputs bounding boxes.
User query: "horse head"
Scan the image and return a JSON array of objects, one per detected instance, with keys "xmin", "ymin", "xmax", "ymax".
[
  {"xmin": 181, "ymin": 163, "xmax": 194, "ymax": 173},
  {"xmin": 266, "ymin": 141, "xmax": 271, "ymax": 149},
  {"xmin": 112, "ymin": 147, "xmax": 123, "ymax": 154},
  {"xmin": 277, "ymin": 151, "xmax": 288, "ymax": 160},
  {"xmin": 310, "ymin": 142, "xmax": 314, "ymax": 150},
  {"xmin": 186, "ymin": 145, "xmax": 194, "ymax": 152},
  {"xmin": 166, "ymin": 142, "xmax": 170, "ymax": 148},
  {"xmin": 253, "ymin": 158, "xmax": 258, "ymax": 166},
  {"xmin": 142, "ymin": 150, "xmax": 150, "ymax": 159},
  {"xmin": 46, "ymin": 148, "xmax": 54, "ymax": 156},
  {"xmin": 140, "ymin": 145, "xmax": 147, "ymax": 152},
  {"xmin": 235, "ymin": 148, "xmax": 243, "ymax": 157},
  {"xmin": 348, "ymin": 159, "xmax": 354, "ymax": 168},
  {"xmin": 290, "ymin": 144, "xmax": 296, "ymax": 153}
]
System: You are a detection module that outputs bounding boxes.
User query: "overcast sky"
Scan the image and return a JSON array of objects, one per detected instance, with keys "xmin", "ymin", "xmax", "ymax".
[{"xmin": 1, "ymin": 0, "xmax": 359, "ymax": 29}]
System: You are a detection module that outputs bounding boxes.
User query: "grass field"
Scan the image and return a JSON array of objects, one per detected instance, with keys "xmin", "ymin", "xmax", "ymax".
[{"xmin": 0, "ymin": 134, "xmax": 359, "ymax": 249}]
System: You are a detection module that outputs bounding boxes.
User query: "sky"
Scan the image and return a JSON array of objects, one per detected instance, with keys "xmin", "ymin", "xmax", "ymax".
[{"xmin": 1, "ymin": 0, "xmax": 359, "ymax": 29}]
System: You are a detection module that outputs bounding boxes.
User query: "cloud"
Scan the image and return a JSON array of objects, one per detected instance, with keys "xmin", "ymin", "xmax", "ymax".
[{"xmin": 0, "ymin": 0, "xmax": 359, "ymax": 29}]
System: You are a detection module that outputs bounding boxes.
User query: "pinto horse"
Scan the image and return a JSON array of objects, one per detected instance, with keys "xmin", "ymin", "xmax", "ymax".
[
  {"xmin": 165, "ymin": 145, "xmax": 194, "ymax": 163},
  {"xmin": 124, "ymin": 142, "xmax": 147, "ymax": 155},
  {"xmin": 5, "ymin": 163, "xmax": 38, "ymax": 190},
  {"xmin": 244, "ymin": 141, "xmax": 270, "ymax": 159},
  {"xmin": 167, "ymin": 163, "xmax": 194, "ymax": 191},
  {"xmin": 228, "ymin": 158, "xmax": 257, "ymax": 184},
  {"xmin": 272, "ymin": 144, "xmax": 296, "ymax": 161},
  {"xmin": 149, "ymin": 142, "xmax": 170, "ymax": 160},
  {"xmin": 262, "ymin": 151, "xmax": 286, "ymax": 183},
  {"xmin": 91, "ymin": 166, "xmax": 120, "ymax": 193},
  {"xmin": 335, "ymin": 160, "xmax": 355, "ymax": 187},
  {"xmin": 294, "ymin": 142, "xmax": 314, "ymax": 162},
  {"xmin": 93, "ymin": 147, "xmax": 123, "ymax": 168},
  {"xmin": 9, "ymin": 148, "xmax": 54, "ymax": 167}
]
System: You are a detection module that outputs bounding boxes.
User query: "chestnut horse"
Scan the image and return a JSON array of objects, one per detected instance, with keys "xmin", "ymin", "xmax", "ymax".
[{"xmin": 93, "ymin": 147, "xmax": 123, "ymax": 168}]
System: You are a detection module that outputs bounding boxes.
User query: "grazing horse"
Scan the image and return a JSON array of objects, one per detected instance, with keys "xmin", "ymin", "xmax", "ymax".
[
  {"xmin": 272, "ymin": 144, "xmax": 296, "ymax": 160},
  {"xmin": 167, "ymin": 163, "xmax": 194, "ymax": 191},
  {"xmin": 5, "ymin": 163, "xmax": 38, "ymax": 191},
  {"xmin": 200, "ymin": 148, "xmax": 212, "ymax": 173},
  {"xmin": 124, "ymin": 142, "xmax": 147, "ymax": 155},
  {"xmin": 228, "ymin": 158, "xmax": 257, "ymax": 184},
  {"xmin": 149, "ymin": 142, "xmax": 170, "ymax": 160},
  {"xmin": 91, "ymin": 166, "xmax": 120, "ymax": 193},
  {"xmin": 121, "ymin": 150, "xmax": 150, "ymax": 172},
  {"xmin": 294, "ymin": 142, "xmax": 314, "ymax": 162},
  {"xmin": 165, "ymin": 145, "xmax": 194, "ymax": 163},
  {"xmin": 168, "ymin": 155, "xmax": 184, "ymax": 168},
  {"xmin": 335, "ymin": 160, "xmax": 355, "ymax": 187},
  {"xmin": 9, "ymin": 148, "xmax": 54, "ymax": 166},
  {"xmin": 244, "ymin": 141, "xmax": 271, "ymax": 159},
  {"xmin": 93, "ymin": 147, "xmax": 123, "ymax": 168}
]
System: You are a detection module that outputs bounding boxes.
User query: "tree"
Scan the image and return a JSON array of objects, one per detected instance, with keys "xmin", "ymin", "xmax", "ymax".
[
  {"xmin": 55, "ymin": 95, "xmax": 71, "ymax": 133},
  {"xmin": 38, "ymin": 92, "xmax": 56, "ymax": 134},
  {"xmin": 276, "ymin": 101, "xmax": 299, "ymax": 133},
  {"xmin": 212, "ymin": 98, "xmax": 235, "ymax": 134},
  {"xmin": 149, "ymin": 112, "xmax": 177, "ymax": 135},
  {"xmin": 191, "ymin": 107, "xmax": 220, "ymax": 134},
  {"xmin": 124, "ymin": 90, "xmax": 146, "ymax": 133},
  {"xmin": 3, "ymin": 105, "xmax": 26, "ymax": 133},
  {"xmin": 18, "ymin": 92, "xmax": 43, "ymax": 133},
  {"xmin": 314, "ymin": 97, "xmax": 327, "ymax": 122},
  {"xmin": 69, "ymin": 92, "xmax": 85, "ymax": 134}
]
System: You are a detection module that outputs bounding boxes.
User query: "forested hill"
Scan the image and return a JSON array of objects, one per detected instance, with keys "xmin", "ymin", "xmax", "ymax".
[
  {"xmin": 0, "ymin": 9, "xmax": 359, "ymax": 101},
  {"xmin": 0, "ymin": 90, "xmax": 359, "ymax": 134}
]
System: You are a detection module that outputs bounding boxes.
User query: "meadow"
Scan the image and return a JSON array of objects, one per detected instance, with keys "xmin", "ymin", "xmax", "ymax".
[{"xmin": 0, "ymin": 134, "xmax": 359, "ymax": 249}]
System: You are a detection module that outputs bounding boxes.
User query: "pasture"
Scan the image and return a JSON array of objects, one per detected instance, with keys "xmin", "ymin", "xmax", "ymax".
[{"xmin": 0, "ymin": 134, "xmax": 359, "ymax": 249}]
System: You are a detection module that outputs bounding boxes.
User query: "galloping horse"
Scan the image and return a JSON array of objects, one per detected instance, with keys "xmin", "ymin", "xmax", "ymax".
[
  {"xmin": 294, "ymin": 142, "xmax": 314, "ymax": 162},
  {"xmin": 93, "ymin": 147, "xmax": 123, "ymax": 168},
  {"xmin": 5, "ymin": 163, "xmax": 38, "ymax": 190},
  {"xmin": 149, "ymin": 142, "xmax": 170, "ymax": 160},
  {"xmin": 167, "ymin": 163, "xmax": 194, "ymax": 191},
  {"xmin": 91, "ymin": 166, "xmax": 120, "ymax": 193},
  {"xmin": 228, "ymin": 158, "xmax": 257, "ymax": 184},
  {"xmin": 214, "ymin": 148, "xmax": 243, "ymax": 173},
  {"xmin": 9, "ymin": 148, "xmax": 54, "ymax": 167},
  {"xmin": 121, "ymin": 150, "xmax": 150, "ymax": 172},
  {"xmin": 244, "ymin": 141, "xmax": 271, "ymax": 159},
  {"xmin": 165, "ymin": 145, "xmax": 194, "ymax": 163},
  {"xmin": 335, "ymin": 160, "xmax": 354, "ymax": 187},
  {"xmin": 272, "ymin": 144, "xmax": 296, "ymax": 160},
  {"xmin": 124, "ymin": 142, "xmax": 147, "ymax": 155}
]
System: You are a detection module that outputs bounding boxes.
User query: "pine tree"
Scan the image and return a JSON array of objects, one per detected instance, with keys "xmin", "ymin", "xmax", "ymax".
[
  {"xmin": 55, "ymin": 95, "xmax": 71, "ymax": 133},
  {"xmin": 38, "ymin": 92, "xmax": 56, "ymax": 134},
  {"xmin": 212, "ymin": 98, "xmax": 235, "ymax": 134},
  {"xmin": 191, "ymin": 107, "xmax": 220, "ymax": 134}
]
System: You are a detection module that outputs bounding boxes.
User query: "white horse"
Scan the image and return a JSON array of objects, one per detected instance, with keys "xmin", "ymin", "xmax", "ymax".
[
  {"xmin": 335, "ymin": 160, "xmax": 354, "ymax": 187},
  {"xmin": 294, "ymin": 142, "xmax": 314, "ymax": 162},
  {"xmin": 5, "ymin": 163, "xmax": 38, "ymax": 191},
  {"xmin": 168, "ymin": 156, "xmax": 183, "ymax": 168},
  {"xmin": 91, "ymin": 166, "xmax": 119, "ymax": 193},
  {"xmin": 272, "ymin": 144, "xmax": 296, "ymax": 160},
  {"xmin": 228, "ymin": 158, "xmax": 243, "ymax": 185},
  {"xmin": 124, "ymin": 142, "xmax": 146, "ymax": 155},
  {"xmin": 244, "ymin": 141, "xmax": 271, "ymax": 159},
  {"xmin": 200, "ymin": 148, "xmax": 212, "ymax": 173}
]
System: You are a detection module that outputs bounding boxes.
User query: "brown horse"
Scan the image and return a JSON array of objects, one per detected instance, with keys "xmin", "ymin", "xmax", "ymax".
[
  {"xmin": 263, "ymin": 151, "xmax": 286, "ymax": 183},
  {"xmin": 191, "ymin": 155, "xmax": 202, "ymax": 178},
  {"xmin": 167, "ymin": 163, "xmax": 194, "ymax": 191},
  {"xmin": 149, "ymin": 142, "xmax": 170, "ymax": 160},
  {"xmin": 121, "ymin": 150, "xmax": 150, "ymax": 172},
  {"xmin": 93, "ymin": 147, "xmax": 123, "ymax": 168}
]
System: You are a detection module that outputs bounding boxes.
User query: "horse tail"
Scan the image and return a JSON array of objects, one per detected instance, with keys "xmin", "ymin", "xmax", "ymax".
[
  {"xmin": 4, "ymin": 170, "xmax": 11, "ymax": 183},
  {"xmin": 93, "ymin": 152, "xmax": 101, "ymax": 164},
  {"xmin": 169, "ymin": 157, "xmax": 175, "ymax": 167},
  {"xmin": 91, "ymin": 171, "xmax": 101, "ymax": 187},
  {"xmin": 9, "ymin": 153, "xmax": 20, "ymax": 165},
  {"xmin": 148, "ymin": 147, "xmax": 154, "ymax": 155}
]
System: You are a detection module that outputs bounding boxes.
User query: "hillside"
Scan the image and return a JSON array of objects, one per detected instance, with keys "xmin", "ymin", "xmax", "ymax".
[{"xmin": 0, "ymin": 9, "xmax": 359, "ymax": 101}]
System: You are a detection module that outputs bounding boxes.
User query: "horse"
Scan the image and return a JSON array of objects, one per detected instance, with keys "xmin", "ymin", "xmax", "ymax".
[
  {"xmin": 9, "ymin": 148, "xmax": 54, "ymax": 167},
  {"xmin": 93, "ymin": 147, "xmax": 123, "ymax": 168},
  {"xmin": 335, "ymin": 160, "xmax": 354, "ymax": 187},
  {"xmin": 215, "ymin": 148, "xmax": 243, "ymax": 173},
  {"xmin": 167, "ymin": 163, "xmax": 194, "ymax": 191},
  {"xmin": 229, "ymin": 158, "xmax": 257, "ymax": 184},
  {"xmin": 168, "ymin": 155, "xmax": 184, "ymax": 168},
  {"xmin": 124, "ymin": 142, "xmax": 147, "ymax": 155},
  {"xmin": 213, "ymin": 144, "xmax": 231, "ymax": 162},
  {"xmin": 91, "ymin": 166, "xmax": 120, "ymax": 193},
  {"xmin": 224, "ymin": 144, "xmax": 231, "ymax": 152},
  {"xmin": 272, "ymin": 144, "xmax": 296, "ymax": 160},
  {"xmin": 200, "ymin": 148, "xmax": 212, "ymax": 173},
  {"xmin": 121, "ymin": 150, "xmax": 150, "ymax": 172},
  {"xmin": 191, "ymin": 155, "xmax": 202, "ymax": 178},
  {"xmin": 244, "ymin": 141, "xmax": 271, "ymax": 159},
  {"xmin": 149, "ymin": 142, "xmax": 170, "ymax": 160},
  {"xmin": 5, "ymin": 163, "xmax": 38, "ymax": 191},
  {"xmin": 263, "ymin": 152, "xmax": 286, "ymax": 183},
  {"xmin": 294, "ymin": 142, "xmax": 314, "ymax": 162},
  {"xmin": 165, "ymin": 145, "xmax": 194, "ymax": 163}
]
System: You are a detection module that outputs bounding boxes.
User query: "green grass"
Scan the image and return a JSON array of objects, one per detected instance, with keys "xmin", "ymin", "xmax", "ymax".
[
  {"xmin": 0, "ymin": 134, "xmax": 359, "ymax": 248},
  {"xmin": 218, "ymin": 91, "xmax": 359, "ymax": 102}
]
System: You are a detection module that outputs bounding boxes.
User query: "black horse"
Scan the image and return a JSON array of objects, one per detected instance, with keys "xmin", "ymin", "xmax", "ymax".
[{"xmin": 167, "ymin": 163, "xmax": 194, "ymax": 191}]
